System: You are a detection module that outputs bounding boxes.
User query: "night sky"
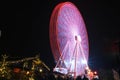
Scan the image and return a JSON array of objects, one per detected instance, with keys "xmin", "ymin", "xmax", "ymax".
[{"xmin": 0, "ymin": 0, "xmax": 120, "ymax": 70}]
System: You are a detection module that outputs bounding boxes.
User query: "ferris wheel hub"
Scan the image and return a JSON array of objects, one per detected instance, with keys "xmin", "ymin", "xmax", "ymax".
[{"xmin": 75, "ymin": 35, "xmax": 81, "ymax": 42}]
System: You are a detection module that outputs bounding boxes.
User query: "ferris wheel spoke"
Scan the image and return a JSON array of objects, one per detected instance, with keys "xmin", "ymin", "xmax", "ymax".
[
  {"xmin": 61, "ymin": 8, "xmax": 71, "ymax": 26},
  {"xmin": 65, "ymin": 8, "xmax": 74, "ymax": 25},
  {"xmin": 58, "ymin": 16, "xmax": 69, "ymax": 31}
]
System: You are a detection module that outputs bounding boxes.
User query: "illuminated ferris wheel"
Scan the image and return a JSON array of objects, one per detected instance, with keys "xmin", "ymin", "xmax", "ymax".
[{"xmin": 49, "ymin": 2, "xmax": 89, "ymax": 78}]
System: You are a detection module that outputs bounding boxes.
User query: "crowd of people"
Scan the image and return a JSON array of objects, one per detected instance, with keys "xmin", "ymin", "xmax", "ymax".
[{"xmin": 32, "ymin": 73, "xmax": 99, "ymax": 80}]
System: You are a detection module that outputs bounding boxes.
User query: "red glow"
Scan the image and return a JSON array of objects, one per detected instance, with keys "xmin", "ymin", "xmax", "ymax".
[{"xmin": 13, "ymin": 68, "xmax": 21, "ymax": 73}]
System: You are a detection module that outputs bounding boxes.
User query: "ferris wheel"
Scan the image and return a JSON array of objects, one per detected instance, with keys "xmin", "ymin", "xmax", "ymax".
[{"xmin": 49, "ymin": 2, "xmax": 89, "ymax": 78}]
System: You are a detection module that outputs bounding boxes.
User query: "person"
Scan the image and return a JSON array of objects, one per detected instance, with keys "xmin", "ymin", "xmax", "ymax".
[
  {"xmin": 76, "ymin": 75, "xmax": 82, "ymax": 80},
  {"xmin": 82, "ymin": 75, "xmax": 89, "ymax": 80}
]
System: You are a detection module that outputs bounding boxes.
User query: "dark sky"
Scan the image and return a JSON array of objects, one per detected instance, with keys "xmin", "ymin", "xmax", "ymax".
[{"xmin": 0, "ymin": 0, "xmax": 120, "ymax": 70}]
